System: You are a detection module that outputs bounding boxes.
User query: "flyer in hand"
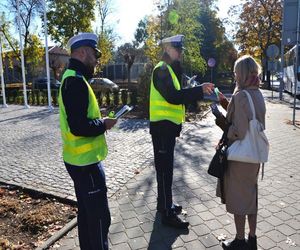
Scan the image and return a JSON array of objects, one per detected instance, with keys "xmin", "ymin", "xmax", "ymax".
[{"xmin": 114, "ymin": 105, "xmax": 134, "ymax": 119}]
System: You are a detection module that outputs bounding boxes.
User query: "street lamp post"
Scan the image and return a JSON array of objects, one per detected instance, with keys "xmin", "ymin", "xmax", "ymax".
[
  {"xmin": 292, "ymin": 0, "xmax": 300, "ymax": 125},
  {"xmin": 16, "ymin": 0, "xmax": 29, "ymax": 109},
  {"xmin": 157, "ymin": 4, "xmax": 164, "ymax": 40},
  {"xmin": 0, "ymin": 35, "xmax": 8, "ymax": 108},
  {"xmin": 42, "ymin": 0, "xmax": 53, "ymax": 112}
]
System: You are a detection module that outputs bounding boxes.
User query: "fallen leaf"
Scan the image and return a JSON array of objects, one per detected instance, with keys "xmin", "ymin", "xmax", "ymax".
[
  {"xmin": 217, "ymin": 233, "xmax": 227, "ymax": 241},
  {"xmin": 286, "ymin": 237, "xmax": 296, "ymax": 246}
]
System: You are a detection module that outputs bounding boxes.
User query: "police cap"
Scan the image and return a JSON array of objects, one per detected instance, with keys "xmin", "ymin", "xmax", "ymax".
[
  {"xmin": 67, "ymin": 32, "xmax": 100, "ymax": 52},
  {"xmin": 161, "ymin": 34, "xmax": 184, "ymax": 50}
]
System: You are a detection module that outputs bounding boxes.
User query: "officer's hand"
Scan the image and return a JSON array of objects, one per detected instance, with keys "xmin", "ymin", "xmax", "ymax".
[
  {"xmin": 201, "ymin": 82, "xmax": 214, "ymax": 95},
  {"xmin": 104, "ymin": 118, "xmax": 117, "ymax": 130}
]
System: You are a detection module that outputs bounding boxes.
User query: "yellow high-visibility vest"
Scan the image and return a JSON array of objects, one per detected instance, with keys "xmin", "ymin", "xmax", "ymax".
[
  {"xmin": 150, "ymin": 61, "xmax": 185, "ymax": 124},
  {"xmin": 58, "ymin": 69, "xmax": 108, "ymax": 166}
]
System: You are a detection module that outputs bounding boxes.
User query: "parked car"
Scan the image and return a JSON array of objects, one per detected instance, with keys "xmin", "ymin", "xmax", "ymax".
[
  {"xmin": 89, "ymin": 78, "xmax": 119, "ymax": 92},
  {"xmin": 32, "ymin": 77, "xmax": 61, "ymax": 90}
]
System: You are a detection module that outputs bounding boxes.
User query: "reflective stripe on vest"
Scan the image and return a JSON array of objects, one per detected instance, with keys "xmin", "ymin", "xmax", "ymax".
[
  {"xmin": 58, "ymin": 69, "xmax": 108, "ymax": 166},
  {"xmin": 150, "ymin": 61, "xmax": 185, "ymax": 124}
]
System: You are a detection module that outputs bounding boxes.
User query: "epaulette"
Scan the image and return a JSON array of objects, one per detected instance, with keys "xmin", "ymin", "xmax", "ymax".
[{"xmin": 76, "ymin": 72, "xmax": 83, "ymax": 78}]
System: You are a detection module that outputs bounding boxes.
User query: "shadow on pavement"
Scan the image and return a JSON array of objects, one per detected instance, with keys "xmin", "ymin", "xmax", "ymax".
[
  {"xmin": 117, "ymin": 119, "xmax": 149, "ymax": 132},
  {"xmin": 147, "ymin": 212, "xmax": 189, "ymax": 250},
  {"xmin": 0, "ymin": 108, "xmax": 58, "ymax": 123}
]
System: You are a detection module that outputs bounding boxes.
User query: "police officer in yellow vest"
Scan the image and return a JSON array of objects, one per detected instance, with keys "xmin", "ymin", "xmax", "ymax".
[
  {"xmin": 150, "ymin": 34, "xmax": 214, "ymax": 229},
  {"xmin": 58, "ymin": 33, "xmax": 117, "ymax": 250}
]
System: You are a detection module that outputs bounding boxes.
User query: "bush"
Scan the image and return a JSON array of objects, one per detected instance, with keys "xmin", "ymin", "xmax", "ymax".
[
  {"xmin": 121, "ymin": 89, "xmax": 128, "ymax": 105},
  {"xmin": 137, "ymin": 63, "xmax": 153, "ymax": 117}
]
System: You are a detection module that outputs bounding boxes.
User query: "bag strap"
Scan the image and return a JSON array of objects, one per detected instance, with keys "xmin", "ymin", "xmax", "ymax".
[
  {"xmin": 261, "ymin": 163, "xmax": 264, "ymax": 180},
  {"xmin": 220, "ymin": 127, "xmax": 229, "ymax": 146},
  {"xmin": 243, "ymin": 90, "xmax": 256, "ymax": 120}
]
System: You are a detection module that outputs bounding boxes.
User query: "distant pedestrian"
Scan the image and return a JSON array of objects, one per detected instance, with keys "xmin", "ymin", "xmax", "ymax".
[
  {"xmin": 58, "ymin": 33, "xmax": 117, "ymax": 250},
  {"xmin": 149, "ymin": 34, "xmax": 214, "ymax": 229},
  {"xmin": 215, "ymin": 55, "xmax": 265, "ymax": 250}
]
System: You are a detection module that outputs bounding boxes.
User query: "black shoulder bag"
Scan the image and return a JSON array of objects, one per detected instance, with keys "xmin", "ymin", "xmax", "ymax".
[{"xmin": 207, "ymin": 129, "xmax": 228, "ymax": 178}]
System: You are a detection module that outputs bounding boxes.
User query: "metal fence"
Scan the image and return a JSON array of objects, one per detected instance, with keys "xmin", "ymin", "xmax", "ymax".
[{"xmin": 102, "ymin": 63, "xmax": 146, "ymax": 81}]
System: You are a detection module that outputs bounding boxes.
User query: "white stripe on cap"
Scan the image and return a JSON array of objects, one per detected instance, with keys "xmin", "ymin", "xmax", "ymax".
[
  {"xmin": 67, "ymin": 33, "xmax": 98, "ymax": 50},
  {"xmin": 161, "ymin": 34, "xmax": 184, "ymax": 47}
]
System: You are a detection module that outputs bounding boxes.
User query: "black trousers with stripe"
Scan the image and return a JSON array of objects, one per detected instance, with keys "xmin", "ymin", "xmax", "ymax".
[
  {"xmin": 151, "ymin": 135, "xmax": 176, "ymax": 215},
  {"xmin": 65, "ymin": 161, "xmax": 110, "ymax": 250}
]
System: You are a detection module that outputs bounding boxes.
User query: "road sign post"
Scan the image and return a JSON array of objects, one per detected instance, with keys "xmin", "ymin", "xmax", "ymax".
[
  {"xmin": 207, "ymin": 58, "xmax": 216, "ymax": 83},
  {"xmin": 266, "ymin": 44, "xmax": 280, "ymax": 99}
]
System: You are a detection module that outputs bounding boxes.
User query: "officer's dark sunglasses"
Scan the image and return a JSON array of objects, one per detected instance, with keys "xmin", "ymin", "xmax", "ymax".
[{"xmin": 94, "ymin": 49, "xmax": 102, "ymax": 59}]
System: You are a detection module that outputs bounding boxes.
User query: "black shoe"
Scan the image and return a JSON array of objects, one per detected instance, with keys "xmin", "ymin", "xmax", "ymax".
[
  {"xmin": 222, "ymin": 238, "xmax": 248, "ymax": 250},
  {"xmin": 246, "ymin": 235, "xmax": 257, "ymax": 250},
  {"xmin": 157, "ymin": 203, "xmax": 182, "ymax": 214},
  {"xmin": 161, "ymin": 213, "xmax": 189, "ymax": 229},
  {"xmin": 172, "ymin": 204, "xmax": 182, "ymax": 214}
]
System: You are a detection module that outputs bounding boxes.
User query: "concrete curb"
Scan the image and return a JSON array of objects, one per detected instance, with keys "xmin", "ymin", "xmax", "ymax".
[
  {"xmin": 0, "ymin": 181, "xmax": 77, "ymax": 206},
  {"xmin": 35, "ymin": 217, "xmax": 77, "ymax": 250}
]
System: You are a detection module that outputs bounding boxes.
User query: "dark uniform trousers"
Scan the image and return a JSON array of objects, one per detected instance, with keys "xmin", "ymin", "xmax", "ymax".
[
  {"xmin": 65, "ymin": 162, "xmax": 110, "ymax": 250},
  {"xmin": 152, "ymin": 135, "xmax": 176, "ymax": 215}
]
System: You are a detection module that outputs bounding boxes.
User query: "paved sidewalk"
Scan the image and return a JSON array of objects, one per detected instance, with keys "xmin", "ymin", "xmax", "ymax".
[
  {"xmin": 0, "ymin": 108, "xmax": 153, "ymax": 199},
  {"xmin": 49, "ymin": 90, "xmax": 300, "ymax": 250},
  {"xmin": 1, "ymin": 90, "xmax": 299, "ymax": 249}
]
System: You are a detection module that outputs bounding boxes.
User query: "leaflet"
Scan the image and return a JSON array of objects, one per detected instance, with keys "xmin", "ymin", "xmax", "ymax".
[{"xmin": 114, "ymin": 105, "xmax": 134, "ymax": 119}]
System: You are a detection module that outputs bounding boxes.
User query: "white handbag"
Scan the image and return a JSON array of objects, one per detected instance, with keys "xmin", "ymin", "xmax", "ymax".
[{"xmin": 227, "ymin": 90, "xmax": 269, "ymax": 163}]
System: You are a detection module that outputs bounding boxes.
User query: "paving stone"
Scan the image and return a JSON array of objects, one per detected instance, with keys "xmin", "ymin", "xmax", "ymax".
[
  {"xmin": 210, "ymin": 206, "xmax": 227, "ymax": 217},
  {"xmin": 123, "ymin": 218, "xmax": 140, "ymax": 229},
  {"xmin": 110, "ymin": 222, "xmax": 125, "ymax": 234},
  {"xmin": 265, "ymin": 216, "xmax": 284, "ymax": 227},
  {"xmin": 257, "ymin": 220, "xmax": 274, "ymax": 233},
  {"xmin": 140, "ymin": 221, "xmax": 154, "ymax": 233},
  {"xmin": 276, "ymin": 224, "xmax": 296, "ymax": 236},
  {"xmin": 111, "ymin": 242, "xmax": 131, "ymax": 250},
  {"xmin": 216, "ymin": 214, "xmax": 232, "ymax": 226},
  {"xmin": 188, "ymin": 215, "xmax": 203, "ymax": 226},
  {"xmin": 198, "ymin": 211, "xmax": 215, "ymax": 221},
  {"xmin": 193, "ymin": 203, "xmax": 208, "ymax": 213},
  {"xmin": 121, "ymin": 210, "xmax": 136, "ymax": 220},
  {"xmin": 119, "ymin": 203, "xmax": 135, "ymax": 212},
  {"xmin": 127, "ymin": 236, "xmax": 148, "ymax": 249},
  {"xmin": 110, "ymin": 232, "xmax": 127, "ymax": 245},
  {"xmin": 199, "ymin": 233, "xmax": 220, "ymax": 248},
  {"xmin": 184, "ymin": 239, "xmax": 206, "ymax": 250},
  {"xmin": 180, "ymin": 229, "xmax": 198, "ymax": 243},
  {"xmin": 205, "ymin": 219, "xmax": 223, "ymax": 231},
  {"xmin": 285, "ymin": 219, "xmax": 300, "ymax": 230},
  {"xmin": 265, "ymin": 230, "xmax": 286, "ymax": 243},
  {"xmin": 258, "ymin": 235, "xmax": 277, "ymax": 249},
  {"xmin": 274, "ymin": 211, "xmax": 293, "ymax": 221},
  {"xmin": 126, "ymin": 226, "xmax": 144, "ymax": 238},
  {"xmin": 193, "ymin": 224, "xmax": 211, "ymax": 236}
]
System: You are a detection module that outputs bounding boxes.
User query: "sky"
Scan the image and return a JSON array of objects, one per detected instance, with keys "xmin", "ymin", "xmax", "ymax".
[
  {"xmin": 107, "ymin": 0, "xmax": 243, "ymax": 46},
  {"xmin": 0, "ymin": 0, "xmax": 242, "ymax": 48}
]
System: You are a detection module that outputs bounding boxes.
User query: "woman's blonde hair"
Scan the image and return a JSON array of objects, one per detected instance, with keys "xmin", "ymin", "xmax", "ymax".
[{"xmin": 234, "ymin": 55, "xmax": 261, "ymax": 89}]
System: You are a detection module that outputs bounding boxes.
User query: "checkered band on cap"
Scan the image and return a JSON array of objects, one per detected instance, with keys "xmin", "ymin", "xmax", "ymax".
[{"xmin": 67, "ymin": 33, "xmax": 98, "ymax": 50}]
